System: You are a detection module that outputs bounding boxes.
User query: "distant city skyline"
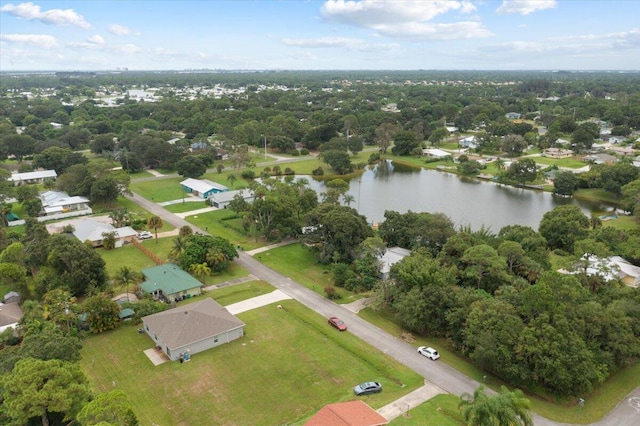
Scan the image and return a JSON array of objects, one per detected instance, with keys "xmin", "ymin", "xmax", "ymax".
[{"xmin": 1, "ymin": 1, "xmax": 638, "ymax": 71}]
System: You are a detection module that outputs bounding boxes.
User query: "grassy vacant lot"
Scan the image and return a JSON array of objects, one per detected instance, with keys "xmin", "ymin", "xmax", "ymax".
[
  {"xmin": 184, "ymin": 209, "xmax": 266, "ymax": 251},
  {"xmin": 80, "ymin": 299, "xmax": 423, "ymax": 425},
  {"xmin": 257, "ymin": 243, "xmax": 364, "ymax": 304},
  {"xmin": 574, "ymin": 188, "xmax": 621, "ymax": 204},
  {"xmin": 130, "ymin": 176, "xmax": 185, "ymax": 202},
  {"xmin": 533, "ymin": 156, "xmax": 587, "ymax": 169},
  {"xmin": 98, "ymin": 245, "xmax": 158, "ymax": 278},
  {"xmin": 163, "ymin": 201, "xmax": 209, "ymax": 213},
  {"xmin": 390, "ymin": 394, "xmax": 465, "ymax": 425},
  {"xmin": 204, "ymin": 280, "xmax": 274, "ymax": 305}
]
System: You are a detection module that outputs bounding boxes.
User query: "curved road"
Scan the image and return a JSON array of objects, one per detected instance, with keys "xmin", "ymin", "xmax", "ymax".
[{"xmin": 127, "ymin": 191, "xmax": 640, "ymax": 426}]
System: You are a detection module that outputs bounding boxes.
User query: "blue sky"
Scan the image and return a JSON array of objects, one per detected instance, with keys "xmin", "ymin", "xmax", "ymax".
[{"xmin": 1, "ymin": 1, "xmax": 638, "ymax": 71}]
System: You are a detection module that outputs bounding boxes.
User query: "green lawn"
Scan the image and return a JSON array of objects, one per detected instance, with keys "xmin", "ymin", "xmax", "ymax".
[
  {"xmin": 80, "ymin": 300, "xmax": 423, "ymax": 425},
  {"xmin": 257, "ymin": 243, "xmax": 364, "ymax": 304},
  {"xmin": 98, "ymin": 244, "xmax": 158, "ymax": 278},
  {"xmin": 129, "ymin": 177, "xmax": 185, "ymax": 202},
  {"xmin": 205, "ymin": 280, "xmax": 275, "ymax": 306},
  {"xmin": 390, "ymin": 394, "xmax": 465, "ymax": 425},
  {"xmin": 574, "ymin": 188, "xmax": 621, "ymax": 204},
  {"xmin": 163, "ymin": 201, "xmax": 209, "ymax": 213},
  {"xmin": 184, "ymin": 209, "xmax": 267, "ymax": 251},
  {"xmin": 533, "ymin": 156, "xmax": 587, "ymax": 168}
]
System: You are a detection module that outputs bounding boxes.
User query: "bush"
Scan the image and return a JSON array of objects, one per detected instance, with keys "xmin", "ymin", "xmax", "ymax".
[
  {"xmin": 241, "ymin": 169, "xmax": 256, "ymax": 180},
  {"xmin": 368, "ymin": 152, "xmax": 381, "ymax": 164},
  {"xmin": 324, "ymin": 286, "xmax": 339, "ymax": 299},
  {"xmin": 284, "ymin": 167, "xmax": 295, "ymax": 176},
  {"xmin": 312, "ymin": 166, "xmax": 324, "ymax": 176},
  {"xmin": 290, "ymin": 150, "xmax": 300, "ymax": 156},
  {"xmin": 300, "ymin": 148, "xmax": 309, "ymax": 155}
]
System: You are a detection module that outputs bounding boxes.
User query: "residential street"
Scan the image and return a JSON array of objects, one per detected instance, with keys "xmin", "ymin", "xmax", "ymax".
[{"xmin": 126, "ymin": 190, "xmax": 640, "ymax": 426}]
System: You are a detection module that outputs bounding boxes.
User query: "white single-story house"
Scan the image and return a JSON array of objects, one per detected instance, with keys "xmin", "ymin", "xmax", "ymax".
[
  {"xmin": 140, "ymin": 263, "xmax": 203, "ymax": 302},
  {"xmin": 583, "ymin": 153, "xmax": 618, "ymax": 165},
  {"xmin": 505, "ymin": 112, "xmax": 522, "ymax": 120},
  {"xmin": 72, "ymin": 219, "xmax": 137, "ymax": 247},
  {"xmin": 559, "ymin": 255, "xmax": 640, "ymax": 288},
  {"xmin": 40, "ymin": 191, "xmax": 91, "ymax": 215},
  {"xmin": 181, "ymin": 178, "xmax": 228, "ymax": 199},
  {"xmin": 142, "ymin": 297, "xmax": 245, "ymax": 361},
  {"xmin": 422, "ymin": 148, "xmax": 452, "ymax": 159},
  {"xmin": 9, "ymin": 170, "xmax": 57, "ymax": 186},
  {"xmin": 209, "ymin": 189, "xmax": 254, "ymax": 209},
  {"xmin": 458, "ymin": 136, "xmax": 478, "ymax": 149},
  {"xmin": 379, "ymin": 247, "xmax": 411, "ymax": 279},
  {"xmin": 555, "ymin": 138, "xmax": 571, "ymax": 146}
]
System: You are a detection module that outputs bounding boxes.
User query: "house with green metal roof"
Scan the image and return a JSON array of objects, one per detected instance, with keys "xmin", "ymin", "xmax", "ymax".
[{"xmin": 140, "ymin": 264, "xmax": 202, "ymax": 302}]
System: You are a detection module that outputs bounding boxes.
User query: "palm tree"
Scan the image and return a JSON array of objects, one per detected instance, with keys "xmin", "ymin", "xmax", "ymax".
[
  {"xmin": 459, "ymin": 385, "xmax": 532, "ymax": 426},
  {"xmin": 169, "ymin": 236, "xmax": 188, "ymax": 261},
  {"xmin": 342, "ymin": 194, "xmax": 355, "ymax": 207},
  {"xmin": 112, "ymin": 266, "xmax": 141, "ymax": 301},
  {"xmin": 227, "ymin": 173, "xmax": 237, "ymax": 188},
  {"xmin": 495, "ymin": 158, "xmax": 506, "ymax": 173},
  {"xmin": 189, "ymin": 262, "xmax": 211, "ymax": 284},
  {"xmin": 147, "ymin": 215, "xmax": 163, "ymax": 242}
]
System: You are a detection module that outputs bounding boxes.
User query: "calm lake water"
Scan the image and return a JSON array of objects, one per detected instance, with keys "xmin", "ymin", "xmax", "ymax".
[{"xmin": 307, "ymin": 161, "xmax": 613, "ymax": 232}]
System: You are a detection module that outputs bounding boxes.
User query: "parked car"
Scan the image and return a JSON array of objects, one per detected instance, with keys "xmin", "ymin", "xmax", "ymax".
[
  {"xmin": 353, "ymin": 381, "xmax": 382, "ymax": 396},
  {"xmin": 137, "ymin": 231, "xmax": 153, "ymax": 240},
  {"xmin": 328, "ymin": 316, "xmax": 347, "ymax": 331},
  {"xmin": 417, "ymin": 346, "xmax": 440, "ymax": 360}
]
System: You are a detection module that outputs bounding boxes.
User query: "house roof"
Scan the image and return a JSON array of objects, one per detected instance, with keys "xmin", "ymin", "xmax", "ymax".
[
  {"xmin": 379, "ymin": 247, "xmax": 411, "ymax": 275},
  {"xmin": 9, "ymin": 169, "xmax": 57, "ymax": 181},
  {"xmin": 422, "ymin": 148, "xmax": 451, "ymax": 158},
  {"xmin": 211, "ymin": 189, "xmax": 253, "ymax": 204},
  {"xmin": 181, "ymin": 178, "xmax": 228, "ymax": 194},
  {"xmin": 40, "ymin": 190, "xmax": 89, "ymax": 208},
  {"xmin": 118, "ymin": 308, "xmax": 135, "ymax": 319},
  {"xmin": 72, "ymin": 219, "xmax": 137, "ymax": 243},
  {"xmin": 140, "ymin": 263, "xmax": 202, "ymax": 295},
  {"xmin": 142, "ymin": 297, "xmax": 245, "ymax": 350},
  {"xmin": 305, "ymin": 400, "xmax": 388, "ymax": 426}
]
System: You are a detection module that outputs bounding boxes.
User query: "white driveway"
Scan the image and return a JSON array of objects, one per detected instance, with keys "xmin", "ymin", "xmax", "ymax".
[{"xmin": 225, "ymin": 289, "xmax": 292, "ymax": 315}]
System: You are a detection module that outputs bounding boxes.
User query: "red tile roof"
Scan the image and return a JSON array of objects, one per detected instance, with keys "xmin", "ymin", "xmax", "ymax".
[{"xmin": 305, "ymin": 400, "xmax": 388, "ymax": 426}]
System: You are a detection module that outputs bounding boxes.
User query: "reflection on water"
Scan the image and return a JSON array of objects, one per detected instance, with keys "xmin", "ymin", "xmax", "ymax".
[{"xmin": 308, "ymin": 160, "xmax": 613, "ymax": 231}]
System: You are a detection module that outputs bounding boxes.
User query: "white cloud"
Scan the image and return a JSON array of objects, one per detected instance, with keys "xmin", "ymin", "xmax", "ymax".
[
  {"xmin": 87, "ymin": 34, "xmax": 104, "ymax": 45},
  {"xmin": 282, "ymin": 36, "xmax": 399, "ymax": 51},
  {"xmin": 0, "ymin": 33, "xmax": 57, "ymax": 47},
  {"xmin": 375, "ymin": 21, "xmax": 492, "ymax": 40},
  {"xmin": 0, "ymin": 2, "xmax": 90, "ymax": 29},
  {"xmin": 496, "ymin": 1, "xmax": 556, "ymax": 16},
  {"xmin": 319, "ymin": 0, "xmax": 487, "ymax": 41},
  {"xmin": 108, "ymin": 24, "xmax": 134, "ymax": 36}
]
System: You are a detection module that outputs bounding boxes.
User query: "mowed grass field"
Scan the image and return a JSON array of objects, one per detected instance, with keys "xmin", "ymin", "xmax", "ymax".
[
  {"xmin": 80, "ymin": 299, "xmax": 423, "ymax": 425},
  {"xmin": 257, "ymin": 243, "xmax": 365, "ymax": 304}
]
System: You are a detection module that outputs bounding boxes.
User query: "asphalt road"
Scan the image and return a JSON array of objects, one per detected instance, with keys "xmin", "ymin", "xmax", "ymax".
[{"xmin": 127, "ymin": 190, "xmax": 640, "ymax": 426}]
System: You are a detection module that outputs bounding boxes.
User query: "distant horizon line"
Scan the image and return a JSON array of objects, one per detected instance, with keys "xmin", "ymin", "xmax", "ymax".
[{"xmin": 1, "ymin": 68, "xmax": 638, "ymax": 74}]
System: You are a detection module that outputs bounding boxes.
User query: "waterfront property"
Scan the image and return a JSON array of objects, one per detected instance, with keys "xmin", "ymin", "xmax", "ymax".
[{"xmin": 141, "ymin": 297, "xmax": 245, "ymax": 361}]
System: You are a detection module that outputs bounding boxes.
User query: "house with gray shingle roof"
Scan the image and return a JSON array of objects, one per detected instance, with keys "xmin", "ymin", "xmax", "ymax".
[{"xmin": 141, "ymin": 297, "xmax": 245, "ymax": 361}]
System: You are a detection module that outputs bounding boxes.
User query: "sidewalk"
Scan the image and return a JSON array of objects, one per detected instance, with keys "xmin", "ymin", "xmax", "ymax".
[
  {"xmin": 343, "ymin": 297, "xmax": 373, "ymax": 313},
  {"xmin": 245, "ymin": 238, "xmax": 297, "ymax": 256},
  {"xmin": 376, "ymin": 382, "xmax": 446, "ymax": 422}
]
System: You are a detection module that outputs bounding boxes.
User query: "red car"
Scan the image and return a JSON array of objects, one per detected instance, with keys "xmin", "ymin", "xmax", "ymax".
[{"xmin": 328, "ymin": 316, "xmax": 347, "ymax": 331}]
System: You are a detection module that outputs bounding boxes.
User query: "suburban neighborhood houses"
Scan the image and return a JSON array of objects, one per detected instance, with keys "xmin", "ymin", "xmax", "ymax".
[{"xmin": 1, "ymin": 67, "xmax": 639, "ymax": 426}]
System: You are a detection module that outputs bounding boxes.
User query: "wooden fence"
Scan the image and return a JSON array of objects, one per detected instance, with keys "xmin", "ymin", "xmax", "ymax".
[{"xmin": 131, "ymin": 238, "xmax": 164, "ymax": 265}]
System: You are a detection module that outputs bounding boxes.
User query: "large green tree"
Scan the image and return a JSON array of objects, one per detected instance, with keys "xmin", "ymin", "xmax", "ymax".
[
  {"xmin": 1, "ymin": 358, "xmax": 91, "ymax": 426},
  {"xmin": 538, "ymin": 205, "xmax": 590, "ymax": 252},
  {"xmin": 76, "ymin": 390, "xmax": 139, "ymax": 426}
]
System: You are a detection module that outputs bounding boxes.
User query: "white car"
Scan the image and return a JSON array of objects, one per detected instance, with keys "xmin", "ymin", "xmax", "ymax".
[
  {"xmin": 137, "ymin": 231, "xmax": 153, "ymax": 240},
  {"xmin": 417, "ymin": 346, "xmax": 440, "ymax": 360}
]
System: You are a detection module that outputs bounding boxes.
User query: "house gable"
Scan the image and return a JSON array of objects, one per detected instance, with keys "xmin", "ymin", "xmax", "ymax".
[{"xmin": 140, "ymin": 263, "xmax": 203, "ymax": 298}]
